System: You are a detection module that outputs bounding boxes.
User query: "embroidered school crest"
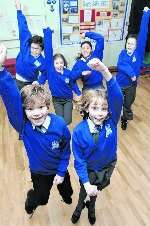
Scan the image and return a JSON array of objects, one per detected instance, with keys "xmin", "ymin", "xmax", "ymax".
[
  {"xmin": 34, "ymin": 60, "xmax": 41, "ymax": 67},
  {"xmin": 51, "ymin": 140, "xmax": 59, "ymax": 150},
  {"xmin": 132, "ymin": 55, "xmax": 136, "ymax": 62},
  {"xmin": 65, "ymin": 78, "xmax": 70, "ymax": 84},
  {"xmin": 105, "ymin": 124, "xmax": 112, "ymax": 138}
]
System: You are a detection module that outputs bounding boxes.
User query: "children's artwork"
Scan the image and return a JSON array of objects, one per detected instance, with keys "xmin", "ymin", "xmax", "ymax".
[
  {"xmin": 60, "ymin": 0, "xmax": 128, "ymax": 45},
  {"xmin": 63, "ymin": 0, "xmax": 78, "ymax": 14}
]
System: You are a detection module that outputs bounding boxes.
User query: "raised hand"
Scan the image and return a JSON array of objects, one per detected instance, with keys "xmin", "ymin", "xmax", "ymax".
[
  {"xmin": 0, "ymin": 44, "xmax": 7, "ymax": 66},
  {"xmin": 87, "ymin": 58, "xmax": 112, "ymax": 81},
  {"xmin": 143, "ymin": 7, "xmax": 150, "ymax": 12},
  {"xmin": 14, "ymin": 0, "xmax": 21, "ymax": 10}
]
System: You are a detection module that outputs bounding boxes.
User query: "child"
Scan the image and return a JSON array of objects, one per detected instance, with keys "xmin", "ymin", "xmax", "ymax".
[
  {"xmin": 70, "ymin": 31, "xmax": 104, "ymax": 91},
  {"xmin": 15, "ymin": 0, "xmax": 46, "ymax": 90},
  {"xmin": 116, "ymin": 7, "xmax": 150, "ymax": 130},
  {"xmin": 0, "ymin": 44, "xmax": 73, "ymax": 216},
  {"xmin": 71, "ymin": 58, "xmax": 123, "ymax": 225},
  {"xmin": 38, "ymin": 28, "xmax": 81, "ymax": 125}
]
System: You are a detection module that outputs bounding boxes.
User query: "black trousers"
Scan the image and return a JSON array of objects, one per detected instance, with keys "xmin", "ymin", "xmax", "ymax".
[
  {"xmin": 52, "ymin": 97, "xmax": 73, "ymax": 125},
  {"xmin": 27, "ymin": 171, "xmax": 73, "ymax": 210},
  {"xmin": 121, "ymin": 83, "xmax": 137, "ymax": 120},
  {"xmin": 75, "ymin": 161, "xmax": 116, "ymax": 213},
  {"xmin": 15, "ymin": 79, "xmax": 32, "ymax": 91}
]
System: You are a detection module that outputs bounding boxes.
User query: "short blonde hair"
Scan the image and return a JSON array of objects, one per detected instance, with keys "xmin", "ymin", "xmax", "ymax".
[
  {"xmin": 21, "ymin": 84, "xmax": 51, "ymax": 109},
  {"xmin": 80, "ymin": 88, "xmax": 107, "ymax": 117}
]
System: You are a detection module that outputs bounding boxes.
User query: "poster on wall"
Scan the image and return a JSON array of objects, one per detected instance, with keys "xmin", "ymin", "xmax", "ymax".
[{"xmin": 60, "ymin": 0, "xmax": 128, "ymax": 45}]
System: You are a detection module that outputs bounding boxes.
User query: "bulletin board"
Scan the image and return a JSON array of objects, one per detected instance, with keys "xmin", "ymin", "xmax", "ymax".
[{"xmin": 60, "ymin": 0, "xmax": 128, "ymax": 45}]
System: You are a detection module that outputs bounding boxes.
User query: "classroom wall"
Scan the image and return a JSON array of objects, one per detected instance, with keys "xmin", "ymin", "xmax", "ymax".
[{"xmin": 0, "ymin": 0, "xmax": 132, "ymax": 67}]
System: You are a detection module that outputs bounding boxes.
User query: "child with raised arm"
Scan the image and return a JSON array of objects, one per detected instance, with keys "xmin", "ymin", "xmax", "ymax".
[
  {"xmin": 71, "ymin": 58, "xmax": 123, "ymax": 225},
  {"xmin": 70, "ymin": 31, "xmax": 104, "ymax": 91},
  {"xmin": 116, "ymin": 7, "xmax": 150, "ymax": 130},
  {"xmin": 15, "ymin": 0, "xmax": 46, "ymax": 90},
  {"xmin": 0, "ymin": 44, "xmax": 73, "ymax": 217},
  {"xmin": 38, "ymin": 27, "xmax": 81, "ymax": 125}
]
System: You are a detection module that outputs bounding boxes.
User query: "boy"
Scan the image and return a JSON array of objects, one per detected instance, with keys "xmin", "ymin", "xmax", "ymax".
[
  {"xmin": 71, "ymin": 58, "xmax": 123, "ymax": 224},
  {"xmin": 15, "ymin": 0, "xmax": 46, "ymax": 90},
  {"xmin": 0, "ymin": 44, "xmax": 73, "ymax": 216}
]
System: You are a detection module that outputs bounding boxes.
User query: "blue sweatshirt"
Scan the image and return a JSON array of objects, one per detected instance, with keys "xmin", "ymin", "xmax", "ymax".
[
  {"xmin": 38, "ymin": 28, "xmax": 81, "ymax": 99},
  {"xmin": 72, "ymin": 78, "xmax": 123, "ymax": 184},
  {"xmin": 16, "ymin": 10, "xmax": 46, "ymax": 82},
  {"xmin": 0, "ymin": 69, "xmax": 71, "ymax": 176},
  {"xmin": 116, "ymin": 10, "xmax": 150, "ymax": 88},
  {"xmin": 71, "ymin": 32, "xmax": 104, "ymax": 90}
]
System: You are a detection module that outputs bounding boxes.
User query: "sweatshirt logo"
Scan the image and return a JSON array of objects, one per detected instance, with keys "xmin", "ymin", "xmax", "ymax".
[
  {"xmin": 132, "ymin": 56, "xmax": 136, "ymax": 62},
  {"xmin": 52, "ymin": 140, "xmax": 60, "ymax": 150},
  {"xmin": 65, "ymin": 78, "xmax": 70, "ymax": 84},
  {"xmin": 34, "ymin": 60, "xmax": 41, "ymax": 67},
  {"xmin": 105, "ymin": 124, "xmax": 112, "ymax": 138}
]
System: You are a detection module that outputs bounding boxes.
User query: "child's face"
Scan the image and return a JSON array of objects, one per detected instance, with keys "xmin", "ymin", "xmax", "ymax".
[
  {"xmin": 126, "ymin": 37, "xmax": 137, "ymax": 54},
  {"xmin": 54, "ymin": 57, "xmax": 64, "ymax": 73},
  {"xmin": 81, "ymin": 43, "xmax": 92, "ymax": 58},
  {"xmin": 30, "ymin": 43, "xmax": 42, "ymax": 57},
  {"xmin": 87, "ymin": 98, "xmax": 108, "ymax": 125},
  {"xmin": 25, "ymin": 103, "xmax": 49, "ymax": 126}
]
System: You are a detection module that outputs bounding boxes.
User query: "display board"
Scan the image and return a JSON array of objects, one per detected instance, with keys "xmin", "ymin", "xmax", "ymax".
[{"xmin": 60, "ymin": 0, "xmax": 128, "ymax": 44}]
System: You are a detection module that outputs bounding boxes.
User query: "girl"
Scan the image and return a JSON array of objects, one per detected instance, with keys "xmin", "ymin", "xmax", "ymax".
[
  {"xmin": 71, "ymin": 31, "xmax": 104, "ymax": 91},
  {"xmin": 38, "ymin": 28, "xmax": 81, "ymax": 125},
  {"xmin": 71, "ymin": 58, "xmax": 123, "ymax": 225},
  {"xmin": 116, "ymin": 7, "xmax": 150, "ymax": 130}
]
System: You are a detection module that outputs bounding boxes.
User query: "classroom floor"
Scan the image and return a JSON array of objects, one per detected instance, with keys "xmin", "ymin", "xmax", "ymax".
[{"xmin": 0, "ymin": 76, "xmax": 150, "ymax": 226}]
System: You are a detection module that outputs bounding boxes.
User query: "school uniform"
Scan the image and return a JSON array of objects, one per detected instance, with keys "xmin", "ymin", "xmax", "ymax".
[
  {"xmin": 70, "ymin": 32, "xmax": 104, "ymax": 90},
  {"xmin": 0, "ymin": 69, "xmax": 73, "ymax": 212},
  {"xmin": 116, "ymin": 10, "xmax": 150, "ymax": 121},
  {"xmin": 15, "ymin": 10, "xmax": 46, "ymax": 90},
  {"xmin": 72, "ymin": 77, "xmax": 123, "ymax": 215},
  {"xmin": 39, "ymin": 28, "xmax": 81, "ymax": 125}
]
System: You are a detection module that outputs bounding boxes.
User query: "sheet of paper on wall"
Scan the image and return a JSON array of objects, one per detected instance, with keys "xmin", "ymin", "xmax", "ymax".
[
  {"xmin": 111, "ymin": 18, "xmax": 124, "ymax": 29},
  {"xmin": 62, "ymin": 26, "xmax": 73, "ymax": 34},
  {"xmin": 68, "ymin": 15, "xmax": 79, "ymax": 23},
  {"xmin": 108, "ymin": 29, "xmax": 122, "ymax": 41},
  {"xmin": 84, "ymin": 10, "xmax": 92, "ymax": 22},
  {"xmin": 70, "ymin": 33, "xmax": 80, "ymax": 42},
  {"xmin": 96, "ymin": 19, "xmax": 110, "ymax": 32}
]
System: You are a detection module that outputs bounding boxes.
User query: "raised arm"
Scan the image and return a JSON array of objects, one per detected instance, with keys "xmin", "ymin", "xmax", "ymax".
[
  {"xmin": 84, "ymin": 32, "xmax": 104, "ymax": 60},
  {"xmin": 0, "ymin": 44, "xmax": 24, "ymax": 133},
  {"xmin": 136, "ymin": 7, "xmax": 150, "ymax": 59},
  {"xmin": 88, "ymin": 58, "xmax": 123, "ymax": 124},
  {"xmin": 38, "ymin": 27, "xmax": 53, "ymax": 85}
]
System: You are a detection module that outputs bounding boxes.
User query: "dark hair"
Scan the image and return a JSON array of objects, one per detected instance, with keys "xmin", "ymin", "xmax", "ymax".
[
  {"xmin": 125, "ymin": 34, "xmax": 137, "ymax": 47},
  {"xmin": 76, "ymin": 41, "xmax": 93, "ymax": 60},
  {"xmin": 29, "ymin": 35, "xmax": 44, "ymax": 50},
  {"xmin": 53, "ymin": 53, "xmax": 68, "ymax": 68},
  {"xmin": 21, "ymin": 84, "xmax": 50, "ymax": 109}
]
